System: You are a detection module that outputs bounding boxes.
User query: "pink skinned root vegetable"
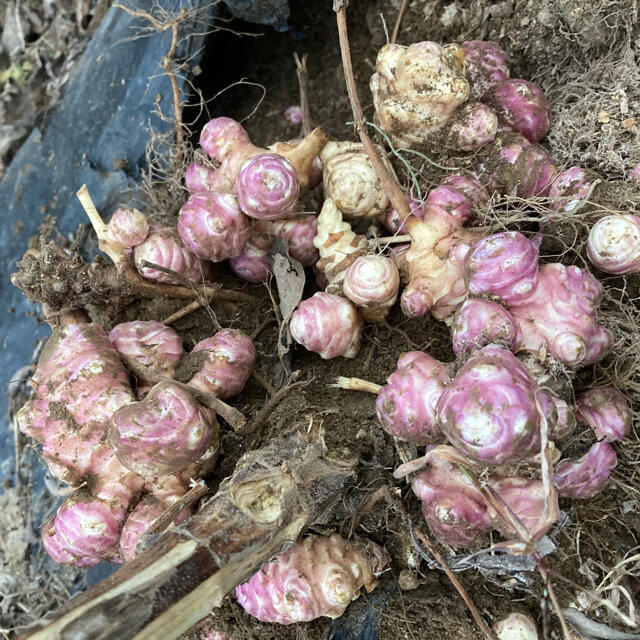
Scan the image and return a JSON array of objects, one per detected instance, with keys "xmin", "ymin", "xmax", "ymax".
[
  {"xmin": 109, "ymin": 381, "xmax": 215, "ymax": 477},
  {"xmin": 554, "ymin": 441, "xmax": 617, "ymax": 498},
  {"xmin": 576, "ymin": 386, "xmax": 630, "ymax": 442},
  {"xmin": 380, "ymin": 195, "xmax": 424, "ymax": 235},
  {"xmin": 109, "ymin": 321, "xmax": 184, "ymax": 379},
  {"xmin": 267, "ymin": 216, "xmax": 319, "ymax": 266},
  {"xmin": 549, "ymin": 166, "xmax": 598, "ymax": 213},
  {"xmin": 410, "ymin": 446, "xmax": 492, "ymax": 546},
  {"xmin": 178, "ymin": 192, "xmax": 249, "ymax": 262},
  {"xmin": 134, "ymin": 226, "xmax": 211, "ymax": 285},
  {"xmin": 436, "ymin": 345, "xmax": 551, "ymax": 466},
  {"xmin": 43, "ymin": 454, "xmax": 143, "ymax": 566},
  {"xmin": 461, "ymin": 40, "xmax": 510, "ymax": 100},
  {"xmin": 187, "ymin": 329, "xmax": 256, "ymax": 399},
  {"xmin": 451, "ymin": 299, "xmax": 519, "ymax": 355},
  {"xmin": 185, "ymin": 162, "xmax": 218, "ymax": 193},
  {"xmin": 395, "ymin": 175, "xmax": 487, "ymax": 320},
  {"xmin": 235, "ymin": 153, "xmax": 299, "ymax": 220},
  {"xmin": 284, "ymin": 105, "xmax": 303, "ymax": 125},
  {"xmin": 376, "ymin": 352, "xmax": 450, "ymax": 445},
  {"xmin": 229, "ymin": 229, "xmax": 272, "ymax": 284},
  {"xmin": 343, "ymin": 255, "xmax": 400, "ymax": 322},
  {"xmin": 465, "ymin": 231, "xmax": 612, "ymax": 367},
  {"xmin": 487, "ymin": 475, "xmax": 560, "ymax": 541},
  {"xmin": 486, "ymin": 78, "xmax": 552, "ymax": 143},
  {"xmin": 587, "ymin": 213, "xmax": 640, "ymax": 275},
  {"xmin": 105, "ymin": 208, "xmax": 149, "ymax": 251},
  {"xmin": 199, "ymin": 116, "xmax": 327, "ymax": 191},
  {"xmin": 290, "ymin": 292, "xmax": 363, "ymax": 359},
  {"xmin": 17, "ymin": 322, "xmax": 135, "ymax": 485},
  {"xmin": 119, "ymin": 476, "xmax": 191, "ymax": 561},
  {"xmin": 235, "ymin": 533, "xmax": 389, "ymax": 624},
  {"xmin": 472, "ymin": 133, "xmax": 557, "ymax": 198},
  {"xmin": 445, "ymin": 101, "xmax": 498, "ymax": 151}
]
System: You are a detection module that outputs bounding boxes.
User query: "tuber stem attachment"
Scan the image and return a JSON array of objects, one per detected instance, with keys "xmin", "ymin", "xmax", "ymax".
[
  {"xmin": 76, "ymin": 185, "xmax": 125, "ymax": 265},
  {"xmin": 333, "ymin": 376, "xmax": 382, "ymax": 394}
]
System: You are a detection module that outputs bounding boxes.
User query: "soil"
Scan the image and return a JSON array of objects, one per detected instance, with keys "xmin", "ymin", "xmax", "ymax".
[{"xmin": 5, "ymin": 0, "xmax": 640, "ymax": 639}]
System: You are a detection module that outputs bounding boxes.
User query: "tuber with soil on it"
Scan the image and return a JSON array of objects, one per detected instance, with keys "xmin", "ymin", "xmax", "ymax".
[{"xmin": 235, "ymin": 533, "xmax": 389, "ymax": 624}]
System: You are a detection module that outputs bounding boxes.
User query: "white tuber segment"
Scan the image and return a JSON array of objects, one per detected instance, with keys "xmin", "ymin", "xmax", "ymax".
[
  {"xmin": 494, "ymin": 613, "xmax": 539, "ymax": 640},
  {"xmin": 343, "ymin": 255, "xmax": 400, "ymax": 322},
  {"xmin": 320, "ymin": 141, "xmax": 393, "ymax": 220},
  {"xmin": 313, "ymin": 198, "xmax": 369, "ymax": 292},
  {"xmin": 370, "ymin": 42, "xmax": 469, "ymax": 148},
  {"xmin": 587, "ymin": 214, "xmax": 640, "ymax": 275}
]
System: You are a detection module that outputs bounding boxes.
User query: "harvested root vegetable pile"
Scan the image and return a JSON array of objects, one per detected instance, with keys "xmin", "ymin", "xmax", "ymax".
[{"xmin": 5, "ymin": 1, "xmax": 640, "ymax": 639}]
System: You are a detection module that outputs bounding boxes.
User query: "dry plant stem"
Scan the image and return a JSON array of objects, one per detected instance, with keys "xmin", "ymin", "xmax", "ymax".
[
  {"xmin": 237, "ymin": 371, "xmax": 306, "ymax": 436},
  {"xmin": 144, "ymin": 481, "xmax": 211, "ymax": 538},
  {"xmin": 391, "ymin": 0, "xmax": 409, "ymax": 44},
  {"xmin": 161, "ymin": 299, "xmax": 204, "ymax": 324},
  {"xmin": 22, "ymin": 434, "xmax": 358, "ymax": 640},
  {"xmin": 413, "ymin": 528, "xmax": 499, "ymax": 640},
  {"xmin": 294, "ymin": 52, "xmax": 312, "ymax": 136},
  {"xmin": 333, "ymin": 376, "xmax": 382, "ymax": 394},
  {"xmin": 372, "ymin": 235, "xmax": 412, "ymax": 245},
  {"xmin": 76, "ymin": 185, "xmax": 124, "ymax": 264},
  {"xmin": 113, "ymin": 4, "xmax": 185, "ymax": 170},
  {"xmin": 250, "ymin": 369, "xmax": 276, "ymax": 396},
  {"xmin": 534, "ymin": 555, "xmax": 573, "ymax": 640},
  {"xmin": 334, "ymin": 2, "xmax": 412, "ymax": 223}
]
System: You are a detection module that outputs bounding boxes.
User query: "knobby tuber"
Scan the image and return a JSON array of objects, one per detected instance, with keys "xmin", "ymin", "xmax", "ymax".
[
  {"xmin": 235, "ymin": 534, "xmax": 389, "ymax": 624},
  {"xmin": 493, "ymin": 613, "xmax": 539, "ymax": 640}
]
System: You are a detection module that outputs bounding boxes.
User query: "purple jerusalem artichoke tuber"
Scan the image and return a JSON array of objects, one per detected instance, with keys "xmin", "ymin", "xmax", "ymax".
[
  {"xmin": 235, "ymin": 153, "xmax": 300, "ymax": 220},
  {"xmin": 109, "ymin": 321, "xmax": 184, "ymax": 379},
  {"xmin": 187, "ymin": 329, "xmax": 256, "ymax": 399},
  {"xmin": 409, "ymin": 446, "xmax": 492, "ymax": 546},
  {"xmin": 185, "ymin": 162, "xmax": 218, "ymax": 193},
  {"xmin": 134, "ymin": 225, "xmax": 211, "ymax": 284},
  {"xmin": 109, "ymin": 381, "xmax": 215, "ymax": 477},
  {"xmin": 177, "ymin": 192, "xmax": 249, "ymax": 262},
  {"xmin": 587, "ymin": 213, "xmax": 640, "ymax": 275},
  {"xmin": 487, "ymin": 475, "xmax": 560, "ymax": 541},
  {"xmin": 549, "ymin": 166, "xmax": 598, "ymax": 212},
  {"xmin": 105, "ymin": 208, "xmax": 149, "ymax": 251},
  {"xmin": 486, "ymin": 79, "xmax": 552, "ymax": 143},
  {"xmin": 235, "ymin": 533, "xmax": 389, "ymax": 624},
  {"xmin": 473, "ymin": 133, "xmax": 557, "ymax": 198},
  {"xmin": 445, "ymin": 102, "xmax": 498, "ymax": 151},
  {"xmin": 17, "ymin": 322, "xmax": 135, "ymax": 484},
  {"xmin": 465, "ymin": 231, "xmax": 612, "ymax": 367},
  {"xmin": 199, "ymin": 116, "xmax": 327, "ymax": 191},
  {"xmin": 119, "ymin": 476, "xmax": 191, "ymax": 561},
  {"xmin": 451, "ymin": 299, "xmax": 519, "ymax": 355},
  {"xmin": 461, "ymin": 40, "xmax": 510, "ymax": 100},
  {"xmin": 376, "ymin": 352, "xmax": 450, "ymax": 445},
  {"xmin": 284, "ymin": 105, "xmax": 303, "ymax": 125},
  {"xmin": 436, "ymin": 345, "xmax": 547, "ymax": 465},
  {"xmin": 380, "ymin": 195, "xmax": 424, "ymax": 234},
  {"xmin": 576, "ymin": 385, "xmax": 631, "ymax": 442},
  {"xmin": 290, "ymin": 292, "xmax": 363, "ymax": 359},
  {"xmin": 268, "ymin": 216, "xmax": 319, "ymax": 266},
  {"xmin": 229, "ymin": 229, "xmax": 273, "ymax": 284},
  {"xmin": 554, "ymin": 441, "xmax": 617, "ymax": 498},
  {"xmin": 395, "ymin": 175, "xmax": 486, "ymax": 320},
  {"xmin": 343, "ymin": 255, "xmax": 400, "ymax": 322}
]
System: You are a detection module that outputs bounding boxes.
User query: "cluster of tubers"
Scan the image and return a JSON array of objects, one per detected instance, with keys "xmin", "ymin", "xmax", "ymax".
[{"xmin": 13, "ymin": 32, "xmax": 639, "ymax": 637}]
